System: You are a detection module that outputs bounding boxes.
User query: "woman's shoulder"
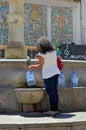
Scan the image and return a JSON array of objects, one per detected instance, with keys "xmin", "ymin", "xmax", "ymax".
[
  {"xmin": 50, "ymin": 50, "xmax": 57, "ymax": 54},
  {"xmin": 35, "ymin": 53, "xmax": 44, "ymax": 58}
]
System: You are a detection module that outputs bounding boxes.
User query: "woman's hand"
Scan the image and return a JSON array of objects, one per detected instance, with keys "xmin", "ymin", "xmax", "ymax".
[
  {"xmin": 28, "ymin": 65, "xmax": 33, "ymax": 70},
  {"xmin": 28, "ymin": 55, "xmax": 44, "ymax": 70}
]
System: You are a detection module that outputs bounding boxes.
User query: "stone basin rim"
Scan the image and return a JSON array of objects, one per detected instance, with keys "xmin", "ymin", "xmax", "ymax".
[
  {"xmin": 15, "ymin": 88, "xmax": 45, "ymax": 91},
  {"xmin": 15, "ymin": 88, "xmax": 45, "ymax": 104},
  {"xmin": 0, "ymin": 59, "xmax": 86, "ymax": 63}
]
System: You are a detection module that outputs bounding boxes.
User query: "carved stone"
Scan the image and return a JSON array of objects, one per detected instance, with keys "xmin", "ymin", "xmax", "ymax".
[{"xmin": 5, "ymin": 0, "xmax": 27, "ymax": 58}]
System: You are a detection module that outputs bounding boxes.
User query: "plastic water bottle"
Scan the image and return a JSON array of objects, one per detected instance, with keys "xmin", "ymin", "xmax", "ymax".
[
  {"xmin": 70, "ymin": 71, "xmax": 78, "ymax": 87},
  {"xmin": 26, "ymin": 71, "xmax": 36, "ymax": 86},
  {"xmin": 58, "ymin": 72, "xmax": 65, "ymax": 87}
]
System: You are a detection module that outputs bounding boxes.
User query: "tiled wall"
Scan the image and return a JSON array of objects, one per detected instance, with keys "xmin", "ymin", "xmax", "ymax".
[
  {"xmin": 24, "ymin": 3, "xmax": 47, "ymax": 45},
  {"xmin": 0, "ymin": 0, "xmax": 9, "ymax": 45},
  {"xmin": 51, "ymin": 6, "xmax": 73, "ymax": 44},
  {"xmin": 0, "ymin": 1, "xmax": 73, "ymax": 46}
]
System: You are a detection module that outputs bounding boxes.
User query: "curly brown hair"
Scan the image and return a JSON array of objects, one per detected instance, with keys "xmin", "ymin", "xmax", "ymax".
[{"xmin": 37, "ymin": 36, "xmax": 55, "ymax": 54}]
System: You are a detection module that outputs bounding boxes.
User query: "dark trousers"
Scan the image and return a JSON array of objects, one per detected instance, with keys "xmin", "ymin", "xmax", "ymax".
[{"xmin": 44, "ymin": 74, "xmax": 58, "ymax": 111}]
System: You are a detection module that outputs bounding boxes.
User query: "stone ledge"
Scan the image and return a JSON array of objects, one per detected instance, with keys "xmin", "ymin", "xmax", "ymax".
[{"xmin": 0, "ymin": 112, "xmax": 86, "ymax": 130}]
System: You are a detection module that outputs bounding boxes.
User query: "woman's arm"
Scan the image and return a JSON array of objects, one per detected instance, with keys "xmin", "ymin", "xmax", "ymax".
[{"xmin": 28, "ymin": 55, "xmax": 44, "ymax": 70}]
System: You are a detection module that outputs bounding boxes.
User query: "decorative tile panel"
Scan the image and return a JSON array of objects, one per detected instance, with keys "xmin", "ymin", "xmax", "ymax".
[
  {"xmin": 51, "ymin": 6, "xmax": 73, "ymax": 45},
  {"xmin": 24, "ymin": 3, "xmax": 47, "ymax": 45},
  {"xmin": 0, "ymin": 0, "xmax": 9, "ymax": 45}
]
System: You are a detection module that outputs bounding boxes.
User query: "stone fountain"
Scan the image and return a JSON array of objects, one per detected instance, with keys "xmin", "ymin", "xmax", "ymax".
[
  {"xmin": 0, "ymin": 0, "xmax": 45, "ymax": 113},
  {"xmin": 0, "ymin": 0, "xmax": 86, "ymax": 113}
]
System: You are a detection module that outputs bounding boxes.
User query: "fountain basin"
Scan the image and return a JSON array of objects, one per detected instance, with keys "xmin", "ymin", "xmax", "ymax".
[{"xmin": 15, "ymin": 88, "xmax": 45, "ymax": 104}]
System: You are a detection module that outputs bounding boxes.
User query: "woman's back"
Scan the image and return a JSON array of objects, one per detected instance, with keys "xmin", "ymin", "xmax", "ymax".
[{"xmin": 40, "ymin": 51, "xmax": 60, "ymax": 79}]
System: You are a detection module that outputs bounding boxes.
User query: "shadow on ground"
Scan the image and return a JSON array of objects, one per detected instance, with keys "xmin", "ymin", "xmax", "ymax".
[
  {"xmin": 0, "ymin": 112, "xmax": 45, "ymax": 118},
  {"xmin": 0, "ymin": 112, "xmax": 76, "ymax": 118},
  {"xmin": 52, "ymin": 113, "xmax": 76, "ymax": 119}
]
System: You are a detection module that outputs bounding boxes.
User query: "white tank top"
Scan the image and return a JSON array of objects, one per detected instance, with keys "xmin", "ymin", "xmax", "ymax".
[{"xmin": 40, "ymin": 51, "xmax": 61, "ymax": 79}]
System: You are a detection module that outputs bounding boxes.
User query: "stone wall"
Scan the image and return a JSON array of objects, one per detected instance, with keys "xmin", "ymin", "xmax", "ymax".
[{"xmin": 0, "ymin": 60, "xmax": 86, "ymax": 112}]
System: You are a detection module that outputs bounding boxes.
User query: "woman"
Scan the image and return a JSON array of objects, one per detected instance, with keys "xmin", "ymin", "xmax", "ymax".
[{"xmin": 28, "ymin": 36, "xmax": 61, "ymax": 115}]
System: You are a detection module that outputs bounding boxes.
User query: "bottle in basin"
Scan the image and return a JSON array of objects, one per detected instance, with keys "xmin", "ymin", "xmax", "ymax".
[{"xmin": 26, "ymin": 70, "xmax": 36, "ymax": 86}]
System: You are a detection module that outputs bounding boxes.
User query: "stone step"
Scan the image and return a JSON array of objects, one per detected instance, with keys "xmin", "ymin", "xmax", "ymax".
[{"xmin": 0, "ymin": 112, "xmax": 86, "ymax": 130}]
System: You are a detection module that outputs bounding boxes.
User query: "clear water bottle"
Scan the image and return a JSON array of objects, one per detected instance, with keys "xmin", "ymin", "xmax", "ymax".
[
  {"xmin": 26, "ymin": 70, "xmax": 36, "ymax": 86},
  {"xmin": 58, "ymin": 72, "xmax": 65, "ymax": 87},
  {"xmin": 70, "ymin": 71, "xmax": 78, "ymax": 87}
]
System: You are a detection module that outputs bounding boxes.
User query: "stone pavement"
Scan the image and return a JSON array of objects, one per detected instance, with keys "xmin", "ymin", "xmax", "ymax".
[{"xmin": 0, "ymin": 111, "xmax": 86, "ymax": 130}]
